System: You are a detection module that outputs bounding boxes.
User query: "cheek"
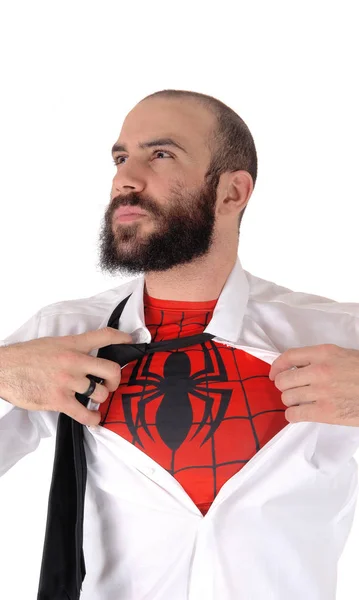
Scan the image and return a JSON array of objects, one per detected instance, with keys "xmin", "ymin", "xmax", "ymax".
[{"xmin": 168, "ymin": 174, "xmax": 199, "ymax": 198}]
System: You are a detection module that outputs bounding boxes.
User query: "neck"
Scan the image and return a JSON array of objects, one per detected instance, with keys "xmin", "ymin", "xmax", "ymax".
[{"xmin": 144, "ymin": 242, "xmax": 238, "ymax": 302}]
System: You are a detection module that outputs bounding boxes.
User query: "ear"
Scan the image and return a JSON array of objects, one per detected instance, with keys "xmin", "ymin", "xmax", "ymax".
[{"xmin": 217, "ymin": 170, "xmax": 253, "ymax": 216}]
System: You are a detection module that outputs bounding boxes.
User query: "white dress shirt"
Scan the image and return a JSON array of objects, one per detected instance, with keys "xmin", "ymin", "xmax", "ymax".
[{"xmin": 1, "ymin": 256, "xmax": 359, "ymax": 599}]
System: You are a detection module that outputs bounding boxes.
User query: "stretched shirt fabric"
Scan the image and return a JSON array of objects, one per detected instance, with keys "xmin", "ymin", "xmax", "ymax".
[
  {"xmin": 2, "ymin": 256, "xmax": 359, "ymax": 599},
  {"xmin": 100, "ymin": 292, "xmax": 287, "ymax": 516}
]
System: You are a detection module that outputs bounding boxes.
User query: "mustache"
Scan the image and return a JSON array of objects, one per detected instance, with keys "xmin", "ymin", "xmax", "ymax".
[{"xmin": 112, "ymin": 194, "xmax": 152, "ymax": 213}]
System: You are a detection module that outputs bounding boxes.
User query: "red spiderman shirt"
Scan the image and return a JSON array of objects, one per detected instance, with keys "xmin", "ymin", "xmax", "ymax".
[{"xmin": 100, "ymin": 292, "xmax": 287, "ymax": 515}]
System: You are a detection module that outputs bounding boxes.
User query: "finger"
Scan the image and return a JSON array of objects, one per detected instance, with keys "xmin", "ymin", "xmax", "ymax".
[
  {"xmin": 81, "ymin": 356, "xmax": 122, "ymax": 392},
  {"xmin": 281, "ymin": 385, "xmax": 320, "ymax": 407},
  {"xmin": 76, "ymin": 378, "xmax": 110, "ymax": 403},
  {"xmin": 75, "ymin": 327, "xmax": 133, "ymax": 353},
  {"xmin": 284, "ymin": 402, "xmax": 331, "ymax": 424},
  {"xmin": 269, "ymin": 344, "xmax": 338, "ymax": 380},
  {"xmin": 274, "ymin": 365, "xmax": 314, "ymax": 391},
  {"xmin": 62, "ymin": 398, "xmax": 102, "ymax": 426},
  {"xmin": 270, "ymin": 353, "xmax": 311, "ymax": 380}
]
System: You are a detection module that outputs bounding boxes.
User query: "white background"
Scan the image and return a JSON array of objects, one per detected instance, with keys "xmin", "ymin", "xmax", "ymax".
[{"xmin": 0, "ymin": 1, "xmax": 358, "ymax": 598}]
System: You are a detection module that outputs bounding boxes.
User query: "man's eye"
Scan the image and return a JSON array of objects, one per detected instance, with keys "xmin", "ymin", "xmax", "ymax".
[
  {"xmin": 153, "ymin": 150, "xmax": 172, "ymax": 159},
  {"xmin": 113, "ymin": 156, "xmax": 125, "ymax": 165},
  {"xmin": 113, "ymin": 150, "xmax": 172, "ymax": 166}
]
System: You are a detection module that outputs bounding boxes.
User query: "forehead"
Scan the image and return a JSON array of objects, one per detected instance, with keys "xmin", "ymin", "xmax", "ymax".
[{"xmin": 117, "ymin": 98, "xmax": 214, "ymax": 155}]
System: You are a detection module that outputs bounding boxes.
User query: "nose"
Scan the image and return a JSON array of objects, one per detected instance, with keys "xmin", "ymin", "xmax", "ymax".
[{"xmin": 112, "ymin": 160, "xmax": 146, "ymax": 193}]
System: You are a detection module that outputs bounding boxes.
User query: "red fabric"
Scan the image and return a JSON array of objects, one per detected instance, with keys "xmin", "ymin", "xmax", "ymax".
[{"xmin": 100, "ymin": 292, "xmax": 287, "ymax": 515}]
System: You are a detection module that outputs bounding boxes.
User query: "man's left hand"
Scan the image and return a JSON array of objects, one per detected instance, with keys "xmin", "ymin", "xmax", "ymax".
[{"xmin": 269, "ymin": 344, "xmax": 359, "ymax": 426}]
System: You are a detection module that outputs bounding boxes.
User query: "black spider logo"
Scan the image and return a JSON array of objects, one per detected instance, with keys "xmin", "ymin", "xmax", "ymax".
[{"xmin": 121, "ymin": 340, "xmax": 233, "ymax": 451}]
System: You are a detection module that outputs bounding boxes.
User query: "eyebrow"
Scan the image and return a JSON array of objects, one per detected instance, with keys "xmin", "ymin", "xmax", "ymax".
[{"xmin": 111, "ymin": 137, "xmax": 188, "ymax": 157}]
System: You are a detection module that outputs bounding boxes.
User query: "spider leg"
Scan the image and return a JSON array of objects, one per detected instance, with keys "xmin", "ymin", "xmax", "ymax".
[
  {"xmin": 122, "ymin": 392, "xmax": 145, "ymax": 447},
  {"xmin": 189, "ymin": 341, "xmax": 228, "ymax": 383},
  {"xmin": 140, "ymin": 351, "xmax": 166, "ymax": 380},
  {"xmin": 123, "ymin": 355, "xmax": 163, "ymax": 443},
  {"xmin": 188, "ymin": 387, "xmax": 233, "ymax": 445},
  {"xmin": 122, "ymin": 388, "xmax": 161, "ymax": 445},
  {"xmin": 127, "ymin": 352, "xmax": 162, "ymax": 385},
  {"xmin": 136, "ymin": 389, "xmax": 162, "ymax": 439},
  {"xmin": 188, "ymin": 392, "xmax": 214, "ymax": 441}
]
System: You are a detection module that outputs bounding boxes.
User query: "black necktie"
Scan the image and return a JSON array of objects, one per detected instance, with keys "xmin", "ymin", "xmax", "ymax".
[{"xmin": 37, "ymin": 294, "xmax": 215, "ymax": 600}]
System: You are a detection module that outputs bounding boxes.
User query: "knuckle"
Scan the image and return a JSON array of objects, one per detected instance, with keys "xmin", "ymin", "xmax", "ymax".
[
  {"xmin": 112, "ymin": 362, "xmax": 122, "ymax": 378},
  {"xmin": 281, "ymin": 392, "xmax": 291, "ymax": 406},
  {"xmin": 313, "ymin": 362, "xmax": 333, "ymax": 380},
  {"xmin": 319, "ymin": 343, "xmax": 337, "ymax": 352},
  {"xmin": 57, "ymin": 369, "xmax": 73, "ymax": 387},
  {"xmin": 59, "ymin": 349, "xmax": 80, "ymax": 367},
  {"xmin": 98, "ymin": 385, "xmax": 110, "ymax": 402},
  {"xmin": 275, "ymin": 375, "xmax": 284, "ymax": 391}
]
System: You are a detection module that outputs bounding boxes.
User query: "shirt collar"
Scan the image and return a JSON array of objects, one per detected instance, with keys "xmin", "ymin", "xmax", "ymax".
[{"xmin": 103, "ymin": 255, "xmax": 249, "ymax": 345}]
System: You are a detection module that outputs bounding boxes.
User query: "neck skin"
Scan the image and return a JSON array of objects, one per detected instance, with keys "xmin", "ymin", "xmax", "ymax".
[{"xmin": 144, "ymin": 231, "xmax": 239, "ymax": 302}]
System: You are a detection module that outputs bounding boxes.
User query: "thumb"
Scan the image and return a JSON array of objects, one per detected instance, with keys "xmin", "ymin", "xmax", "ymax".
[{"xmin": 73, "ymin": 327, "xmax": 133, "ymax": 353}]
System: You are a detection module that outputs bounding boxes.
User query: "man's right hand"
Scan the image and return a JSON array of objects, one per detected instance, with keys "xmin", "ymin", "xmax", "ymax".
[{"xmin": 0, "ymin": 327, "xmax": 133, "ymax": 426}]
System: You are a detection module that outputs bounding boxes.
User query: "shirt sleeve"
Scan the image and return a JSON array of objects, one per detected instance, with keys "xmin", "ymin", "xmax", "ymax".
[{"xmin": 0, "ymin": 310, "xmax": 58, "ymax": 477}]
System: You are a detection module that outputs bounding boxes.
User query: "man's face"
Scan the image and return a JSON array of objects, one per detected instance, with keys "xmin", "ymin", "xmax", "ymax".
[{"xmin": 97, "ymin": 98, "xmax": 220, "ymax": 277}]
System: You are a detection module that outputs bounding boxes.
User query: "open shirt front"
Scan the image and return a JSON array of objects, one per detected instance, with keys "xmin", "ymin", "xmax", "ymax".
[{"xmin": 1, "ymin": 256, "xmax": 359, "ymax": 599}]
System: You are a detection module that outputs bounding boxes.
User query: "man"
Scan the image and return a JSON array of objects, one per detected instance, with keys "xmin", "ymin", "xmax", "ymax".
[{"xmin": 1, "ymin": 89, "xmax": 359, "ymax": 600}]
